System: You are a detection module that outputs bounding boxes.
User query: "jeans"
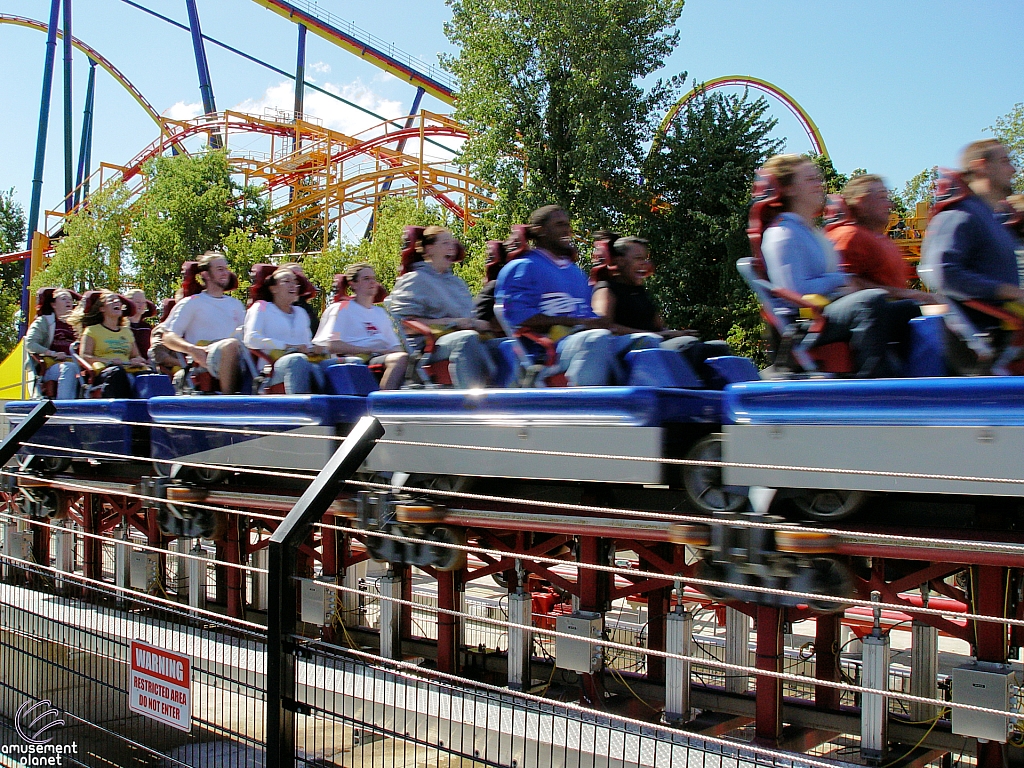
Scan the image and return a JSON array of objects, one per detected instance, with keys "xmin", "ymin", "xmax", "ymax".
[
  {"xmin": 431, "ymin": 330, "xmax": 495, "ymax": 388},
  {"xmin": 269, "ymin": 353, "xmax": 332, "ymax": 394},
  {"xmin": 42, "ymin": 360, "xmax": 80, "ymax": 400},
  {"xmin": 555, "ymin": 330, "xmax": 660, "ymax": 385},
  {"xmin": 660, "ymin": 336, "xmax": 732, "ymax": 382},
  {"xmin": 816, "ymin": 289, "xmax": 919, "ymax": 377}
]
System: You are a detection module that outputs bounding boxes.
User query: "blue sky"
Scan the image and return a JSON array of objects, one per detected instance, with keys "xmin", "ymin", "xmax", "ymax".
[{"xmin": 1, "ymin": 0, "xmax": 1022, "ymax": 246}]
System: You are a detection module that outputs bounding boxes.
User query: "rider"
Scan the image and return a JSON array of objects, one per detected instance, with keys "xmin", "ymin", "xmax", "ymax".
[
  {"xmin": 919, "ymin": 139, "xmax": 1023, "ymax": 306},
  {"xmin": 760, "ymin": 154, "xmax": 918, "ymax": 378},
  {"xmin": 827, "ymin": 175, "xmax": 935, "ymax": 303},
  {"xmin": 160, "ymin": 252, "xmax": 248, "ymax": 393},
  {"xmin": 244, "ymin": 266, "xmax": 328, "ymax": 394},
  {"xmin": 68, "ymin": 290, "xmax": 150, "ymax": 397},
  {"xmin": 387, "ymin": 226, "xmax": 495, "ymax": 388},
  {"xmin": 495, "ymin": 205, "xmax": 659, "ymax": 385},
  {"xmin": 25, "ymin": 287, "xmax": 80, "ymax": 400},
  {"xmin": 314, "ymin": 262, "xmax": 408, "ymax": 390}
]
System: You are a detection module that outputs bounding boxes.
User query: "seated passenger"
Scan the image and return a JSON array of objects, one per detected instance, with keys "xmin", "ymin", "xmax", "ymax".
[
  {"xmin": 25, "ymin": 287, "xmax": 80, "ymax": 400},
  {"xmin": 826, "ymin": 175, "xmax": 936, "ymax": 303},
  {"xmin": 281, "ymin": 262, "xmax": 320, "ymax": 336},
  {"xmin": 590, "ymin": 233, "xmax": 731, "ymax": 379},
  {"xmin": 386, "ymin": 226, "xmax": 495, "ymax": 388},
  {"xmin": 147, "ymin": 298, "xmax": 182, "ymax": 377},
  {"xmin": 125, "ymin": 288, "xmax": 157, "ymax": 358},
  {"xmin": 920, "ymin": 140, "xmax": 1022, "ymax": 307},
  {"xmin": 244, "ymin": 267, "xmax": 328, "ymax": 394},
  {"xmin": 314, "ymin": 263, "xmax": 408, "ymax": 390},
  {"xmin": 760, "ymin": 154, "xmax": 919, "ymax": 378},
  {"xmin": 69, "ymin": 290, "xmax": 150, "ymax": 398},
  {"xmin": 161, "ymin": 252, "xmax": 248, "ymax": 394},
  {"xmin": 495, "ymin": 205, "xmax": 659, "ymax": 386}
]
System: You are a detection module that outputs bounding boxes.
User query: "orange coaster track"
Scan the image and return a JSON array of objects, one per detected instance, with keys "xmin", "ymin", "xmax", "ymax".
[{"xmin": 45, "ymin": 109, "xmax": 494, "ymax": 249}]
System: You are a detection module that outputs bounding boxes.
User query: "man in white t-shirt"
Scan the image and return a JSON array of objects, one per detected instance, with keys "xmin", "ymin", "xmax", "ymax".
[
  {"xmin": 313, "ymin": 263, "xmax": 408, "ymax": 389},
  {"xmin": 162, "ymin": 252, "xmax": 248, "ymax": 393}
]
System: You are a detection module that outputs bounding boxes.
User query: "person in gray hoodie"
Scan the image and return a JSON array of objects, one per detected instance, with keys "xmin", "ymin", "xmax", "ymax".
[{"xmin": 387, "ymin": 226, "xmax": 495, "ymax": 388}]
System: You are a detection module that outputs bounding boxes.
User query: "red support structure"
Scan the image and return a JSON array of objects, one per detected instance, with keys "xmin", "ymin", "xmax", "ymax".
[
  {"xmin": 225, "ymin": 513, "xmax": 244, "ymax": 619},
  {"xmin": 755, "ymin": 605, "xmax": 784, "ymax": 744},
  {"xmin": 436, "ymin": 569, "xmax": 460, "ymax": 675},
  {"xmin": 640, "ymin": 544, "xmax": 670, "ymax": 684},
  {"xmin": 577, "ymin": 536, "xmax": 610, "ymax": 707},
  {"xmin": 400, "ymin": 565, "xmax": 413, "ymax": 640},
  {"xmin": 80, "ymin": 492, "xmax": 102, "ymax": 583},
  {"xmin": 972, "ymin": 566, "xmax": 1009, "ymax": 768},
  {"xmin": 814, "ymin": 614, "xmax": 841, "ymax": 710}
]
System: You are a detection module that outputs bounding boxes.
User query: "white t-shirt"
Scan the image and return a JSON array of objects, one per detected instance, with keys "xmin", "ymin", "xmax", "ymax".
[
  {"xmin": 244, "ymin": 300, "xmax": 313, "ymax": 351},
  {"xmin": 165, "ymin": 292, "xmax": 246, "ymax": 344},
  {"xmin": 313, "ymin": 301, "xmax": 399, "ymax": 352}
]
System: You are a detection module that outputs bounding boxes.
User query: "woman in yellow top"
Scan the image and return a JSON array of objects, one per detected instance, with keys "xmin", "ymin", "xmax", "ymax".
[{"xmin": 68, "ymin": 290, "xmax": 149, "ymax": 397}]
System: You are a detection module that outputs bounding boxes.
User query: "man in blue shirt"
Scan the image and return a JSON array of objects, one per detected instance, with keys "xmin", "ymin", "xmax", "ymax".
[
  {"xmin": 920, "ymin": 140, "xmax": 1023, "ymax": 303},
  {"xmin": 496, "ymin": 205, "xmax": 658, "ymax": 385}
]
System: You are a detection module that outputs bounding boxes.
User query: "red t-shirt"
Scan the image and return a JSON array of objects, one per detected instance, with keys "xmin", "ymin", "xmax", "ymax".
[{"xmin": 827, "ymin": 223, "xmax": 912, "ymax": 290}]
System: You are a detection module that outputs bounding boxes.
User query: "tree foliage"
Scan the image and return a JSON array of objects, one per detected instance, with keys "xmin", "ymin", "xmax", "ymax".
[
  {"xmin": 640, "ymin": 90, "xmax": 782, "ymax": 360},
  {"xmin": 0, "ymin": 189, "xmax": 27, "ymax": 359},
  {"xmin": 35, "ymin": 182, "xmax": 134, "ymax": 294},
  {"xmin": 895, "ymin": 166, "xmax": 939, "ymax": 214},
  {"xmin": 989, "ymin": 102, "xmax": 1024, "ymax": 193},
  {"xmin": 443, "ymin": 0, "xmax": 685, "ymax": 231},
  {"xmin": 0, "ymin": 188, "xmax": 26, "ymax": 254}
]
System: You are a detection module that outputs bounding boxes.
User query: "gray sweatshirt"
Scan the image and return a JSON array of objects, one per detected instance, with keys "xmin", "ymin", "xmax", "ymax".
[{"xmin": 386, "ymin": 261, "xmax": 474, "ymax": 321}]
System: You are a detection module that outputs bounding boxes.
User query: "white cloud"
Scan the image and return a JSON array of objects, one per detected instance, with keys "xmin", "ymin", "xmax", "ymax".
[
  {"xmin": 162, "ymin": 101, "xmax": 204, "ymax": 120},
  {"xmin": 232, "ymin": 79, "xmax": 404, "ymax": 136},
  {"xmin": 309, "ymin": 61, "xmax": 331, "ymax": 74}
]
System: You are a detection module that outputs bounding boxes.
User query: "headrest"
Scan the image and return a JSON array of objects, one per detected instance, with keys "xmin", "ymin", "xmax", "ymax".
[
  {"xmin": 249, "ymin": 263, "xmax": 278, "ymax": 306},
  {"xmin": 589, "ymin": 236, "xmax": 616, "ymax": 285},
  {"xmin": 485, "ymin": 240, "xmax": 508, "ymax": 282},
  {"xmin": 823, "ymin": 194, "xmax": 852, "ymax": 232},
  {"xmin": 295, "ymin": 272, "xmax": 316, "ymax": 301},
  {"xmin": 508, "ymin": 225, "xmax": 530, "ymax": 258},
  {"xmin": 136, "ymin": 299, "xmax": 158, "ymax": 320},
  {"xmin": 35, "ymin": 287, "xmax": 81, "ymax": 315},
  {"xmin": 332, "ymin": 271, "xmax": 387, "ymax": 304},
  {"xmin": 79, "ymin": 290, "xmax": 134, "ymax": 318},
  {"xmin": 180, "ymin": 261, "xmax": 202, "ymax": 297},
  {"xmin": 747, "ymin": 169, "xmax": 784, "ymax": 268},
  {"xmin": 158, "ymin": 298, "xmax": 177, "ymax": 324},
  {"xmin": 929, "ymin": 168, "xmax": 971, "ymax": 218},
  {"xmin": 399, "ymin": 225, "xmax": 426, "ymax": 276}
]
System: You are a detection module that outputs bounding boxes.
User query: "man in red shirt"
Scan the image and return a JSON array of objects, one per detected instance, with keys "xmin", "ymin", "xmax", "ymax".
[{"xmin": 827, "ymin": 174, "xmax": 935, "ymax": 303}]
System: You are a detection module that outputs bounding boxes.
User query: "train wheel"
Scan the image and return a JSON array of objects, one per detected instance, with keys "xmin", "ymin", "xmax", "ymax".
[
  {"xmin": 18, "ymin": 455, "xmax": 71, "ymax": 475},
  {"xmin": 185, "ymin": 466, "xmax": 226, "ymax": 485},
  {"xmin": 429, "ymin": 526, "xmax": 467, "ymax": 572},
  {"xmin": 403, "ymin": 474, "xmax": 475, "ymax": 495},
  {"xmin": 682, "ymin": 434, "xmax": 746, "ymax": 513},
  {"xmin": 791, "ymin": 490, "xmax": 867, "ymax": 522},
  {"xmin": 801, "ymin": 557, "xmax": 853, "ymax": 613}
]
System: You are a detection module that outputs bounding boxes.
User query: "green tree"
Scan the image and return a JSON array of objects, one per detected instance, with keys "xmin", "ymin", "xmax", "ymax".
[
  {"xmin": 34, "ymin": 182, "xmax": 134, "ymax": 294},
  {"xmin": 443, "ymin": 0, "xmax": 685, "ymax": 231},
  {"xmin": 640, "ymin": 90, "xmax": 782, "ymax": 361},
  {"xmin": 0, "ymin": 188, "xmax": 26, "ymax": 254},
  {"xmin": 989, "ymin": 102, "xmax": 1024, "ymax": 193},
  {"xmin": 0, "ymin": 189, "xmax": 27, "ymax": 359},
  {"xmin": 809, "ymin": 153, "xmax": 848, "ymax": 194},
  {"xmin": 897, "ymin": 166, "xmax": 939, "ymax": 214},
  {"xmin": 131, "ymin": 150, "xmax": 272, "ymax": 299}
]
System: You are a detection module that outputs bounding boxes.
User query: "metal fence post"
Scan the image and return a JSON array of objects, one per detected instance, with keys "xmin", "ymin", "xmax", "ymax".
[{"xmin": 266, "ymin": 416, "xmax": 383, "ymax": 768}]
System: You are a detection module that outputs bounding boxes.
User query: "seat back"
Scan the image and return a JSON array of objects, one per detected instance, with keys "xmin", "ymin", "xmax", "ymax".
[
  {"xmin": 822, "ymin": 194, "xmax": 852, "ymax": 232},
  {"xmin": 399, "ymin": 225, "xmax": 427, "ymax": 275},
  {"xmin": 746, "ymin": 169, "xmax": 784, "ymax": 273}
]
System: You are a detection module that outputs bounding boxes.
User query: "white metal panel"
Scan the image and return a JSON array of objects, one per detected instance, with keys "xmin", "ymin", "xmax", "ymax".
[
  {"xmin": 723, "ymin": 424, "xmax": 1024, "ymax": 496},
  {"xmin": 365, "ymin": 422, "xmax": 664, "ymax": 483}
]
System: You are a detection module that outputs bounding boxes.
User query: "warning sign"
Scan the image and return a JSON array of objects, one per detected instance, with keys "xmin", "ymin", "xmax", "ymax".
[{"xmin": 128, "ymin": 639, "xmax": 191, "ymax": 732}]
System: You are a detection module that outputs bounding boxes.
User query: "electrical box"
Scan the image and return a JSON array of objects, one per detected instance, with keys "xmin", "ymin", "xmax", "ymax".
[
  {"xmin": 3, "ymin": 530, "xmax": 32, "ymax": 561},
  {"xmin": 555, "ymin": 611, "xmax": 603, "ymax": 673},
  {"xmin": 130, "ymin": 551, "xmax": 159, "ymax": 590},
  {"xmin": 301, "ymin": 578, "xmax": 336, "ymax": 626},
  {"xmin": 952, "ymin": 661, "xmax": 1015, "ymax": 743}
]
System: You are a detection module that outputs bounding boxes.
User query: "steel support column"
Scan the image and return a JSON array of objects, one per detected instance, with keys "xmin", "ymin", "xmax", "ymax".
[
  {"xmin": 61, "ymin": 0, "xmax": 73, "ymax": 213},
  {"xmin": 225, "ymin": 513, "xmax": 244, "ymax": 618},
  {"xmin": 642, "ymin": 545, "xmax": 669, "ymax": 684},
  {"xmin": 815, "ymin": 613, "xmax": 841, "ymax": 710},
  {"xmin": 973, "ymin": 566, "xmax": 1009, "ymax": 768},
  {"xmin": 577, "ymin": 536, "xmax": 610, "ymax": 706},
  {"xmin": 293, "ymin": 23, "xmax": 306, "ymax": 121},
  {"xmin": 725, "ymin": 606, "xmax": 751, "ymax": 695},
  {"xmin": 74, "ymin": 59, "xmax": 96, "ymax": 206},
  {"xmin": 379, "ymin": 571, "xmax": 402, "ymax": 660},
  {"xmin": 23, "ymin": 0, "xmax": 62, "ymax": 331},
  {"xmin": 184, "ymin": 0, "xmax": 220, "ymax": 147},
  {"xmin": 436, "ymin": 569, "xmax": 460, "ymax": 675},
  {"xmin": 754, "ymin": 605, "xmax": 784, "ymax": 744},
  {"xmin": 81, "ymin": 492, "xmax": 101, "ymax": 583}
]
